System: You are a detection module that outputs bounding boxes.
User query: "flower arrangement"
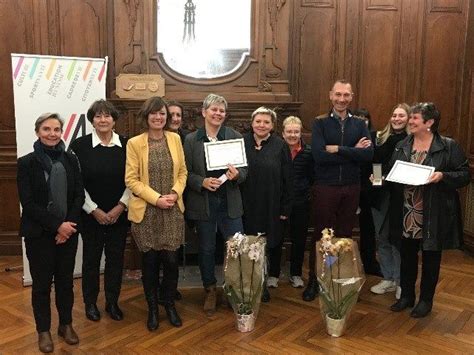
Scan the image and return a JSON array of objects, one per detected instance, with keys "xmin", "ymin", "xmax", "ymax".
[
  {"xmin": 224, "ymin": 233, "xmax": 266, "ymax": 331},
  {"xmin": 317, "ymin": 228, "xmax": 365, "ymax": 336}
]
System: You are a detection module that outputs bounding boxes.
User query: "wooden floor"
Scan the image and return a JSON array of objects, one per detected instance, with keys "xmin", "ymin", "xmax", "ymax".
[{"xmin": 0, "ymin": 250, "xmax": 473, "ymax": 354}]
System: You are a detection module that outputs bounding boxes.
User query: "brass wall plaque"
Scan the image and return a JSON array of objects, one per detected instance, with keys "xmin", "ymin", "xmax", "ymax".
[{"xmin": 116, "ymin": 74, "xmax": 165, "ymax": 99}]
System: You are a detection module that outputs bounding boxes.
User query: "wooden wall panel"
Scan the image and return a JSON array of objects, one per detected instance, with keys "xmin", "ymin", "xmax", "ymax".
[
  {"xmin": 0, "ymin": 0, "xmax": 31, "ymax": 133},
  {"xmin": 57, "ymin": 0, "xmax": 106, "ymax": 58},
  {"xmin": 420, "ymin": 10, "xmax": 466, "ymax": 137},
  {"xmin": 0, "ymin": 0, "xmax": 40, "ymax": 255},
  {"xmin": 358, "ymin": 3, "xmax": 401, "ymax": 130},
  {"xmin": 295, "ymin": 7, "xmax": 337, "ymax": 129}
]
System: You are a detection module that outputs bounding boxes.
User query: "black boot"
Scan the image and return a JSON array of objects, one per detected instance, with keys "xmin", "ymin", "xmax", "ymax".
[
  {"xmin": 165, "ymin": 303, "xmax": 182, "ymax": 327},
  {"xmin": 145, "ymin": 292, "xmax": 159, "ymax": 331},
  {"xmin": 261, "ymin": 286, "xmax": 271, "ymax": 302},
  {"xmin": 302, "ymin": 276, "xmax": 319, "ymax": 301}
]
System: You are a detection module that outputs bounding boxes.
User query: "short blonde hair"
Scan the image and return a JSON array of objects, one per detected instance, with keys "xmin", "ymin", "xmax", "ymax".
[
  {"xmin": 251, "ymin": 106, "xmax": 277, "ymax": 123},
  {"xmin": 282, "ymin": 116, "xmax": 302, "ymax": 130}
]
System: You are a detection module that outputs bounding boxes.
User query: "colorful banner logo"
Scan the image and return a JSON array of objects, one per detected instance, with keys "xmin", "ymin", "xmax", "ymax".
[{"xmin": 12, "ymin": 53, "xmax": 108, "ymax": 157}]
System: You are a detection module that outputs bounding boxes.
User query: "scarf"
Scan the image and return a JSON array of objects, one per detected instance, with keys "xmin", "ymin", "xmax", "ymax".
[{"xmin": 33, "ymin": 139, "xmax": 68, "ymax": 220}]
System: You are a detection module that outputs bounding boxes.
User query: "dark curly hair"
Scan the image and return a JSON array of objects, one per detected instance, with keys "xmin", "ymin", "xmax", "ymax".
[{"xmin": 411, "ymin": 102, "xmax": 440, "ymax": 133}]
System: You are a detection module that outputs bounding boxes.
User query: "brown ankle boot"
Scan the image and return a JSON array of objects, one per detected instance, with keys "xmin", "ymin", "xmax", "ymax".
[
  {"xmin": 38, "ymin": 331, "xmax": 53, "ymax": 353},
  {"xmin": 203, "ymin": 285, "xmax": 217, "ymax": 316},
  {"xmin": 58, "ymin": 324, "xmax": 79, "ymax": 345}
]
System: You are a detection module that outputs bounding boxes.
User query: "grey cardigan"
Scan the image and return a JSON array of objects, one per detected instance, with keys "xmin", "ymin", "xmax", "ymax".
[{"xmin": 183, "ymin": 126, "xmax": 247, "ymax": 220}]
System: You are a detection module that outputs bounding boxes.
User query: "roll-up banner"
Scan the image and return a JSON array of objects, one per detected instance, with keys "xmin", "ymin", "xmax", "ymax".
[{"xmin": 11, "ymin": 54, "xmax": 108, "ymax": 286}]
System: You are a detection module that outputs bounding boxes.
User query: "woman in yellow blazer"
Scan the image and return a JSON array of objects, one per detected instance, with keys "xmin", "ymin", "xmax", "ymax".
[{"xmin": 125, "ymin": 96, "xmax": 187, "ymax": 331}]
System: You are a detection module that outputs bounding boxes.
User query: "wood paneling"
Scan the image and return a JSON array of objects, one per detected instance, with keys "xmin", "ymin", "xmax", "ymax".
[
  {"xmin": 58, "ymin": 0, "xmax": 106, "ymax": 58},
  {"xmin": 0, "ymin": 0, "xmax": 474, "ymax": 254},
  {"xmin": 295, "ymin": 7, "xmax": 337, "ymax": 130},
  {"xmin": 421, "ymin": 10, "xmax": 466, "ymax": 137},
  {"xmin": 358, "ymin": 2, "xmax": 401, "ymax": 124}
]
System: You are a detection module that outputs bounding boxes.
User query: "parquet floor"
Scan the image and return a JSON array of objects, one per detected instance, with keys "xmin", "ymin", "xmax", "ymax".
[{"xmin": 0, "ymin": 250, "xmax": 473, "ymax": 354}]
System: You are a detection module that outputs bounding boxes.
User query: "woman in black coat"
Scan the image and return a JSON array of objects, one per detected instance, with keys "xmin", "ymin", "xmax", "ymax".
[
  {"xmin": 17, "ymin": 113, "xmax": 84, "ymax": 353},
  {"xmin": 241, "ymin": 107, "xmax": 293, "ymax": 302},
  {"xmin": 388, "ymin": 103, "xmax": 470, "ymax": 318}
]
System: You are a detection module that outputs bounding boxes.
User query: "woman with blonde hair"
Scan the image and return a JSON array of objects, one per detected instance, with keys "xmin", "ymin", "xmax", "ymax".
[
  {"xmin": 242, "ymin": 107, "xmax": 293, "ymax": 302},
  {"xmin": 370, "ymin": 103, "xmax": 410, "ymax": 299},
  {"xmin": 281, "ymin": 116, "xmax": 313, "ymax": 291}
]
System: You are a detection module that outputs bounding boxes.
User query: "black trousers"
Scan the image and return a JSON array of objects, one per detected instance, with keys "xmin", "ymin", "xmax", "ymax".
[
  {"xmin": 267, "ymin": 238, "xmax": 284, "ymax": 278},
  {"xmin": 400, "ymin": 237, "xmax": 442, "ymax": 303},
  {"xmin": 358, "ymin": 189, "xmax": 378, "ymax": 271},
  {"xmin": 81, "ymin": 222, "xmax": 128, "ymax": 305},
  {"xmin": 288, "ymin": 202, "xmax": 309, "ymax": 277},
  {"xmin": 142, "ymin": 249, "xmax": 179, "ymax": 303},
  {"xmin": 25, "ymin": 234, "xmax": 78, "ymax": 332}
]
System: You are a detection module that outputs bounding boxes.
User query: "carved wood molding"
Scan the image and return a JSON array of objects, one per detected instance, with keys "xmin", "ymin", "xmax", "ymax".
[
  {"xmin": 429, "ymin": 0, "xmax": 463, "ymax": 13},
  {"xmin": 301, "ymin": 0, "xmax": 334, "ymax": 8}
]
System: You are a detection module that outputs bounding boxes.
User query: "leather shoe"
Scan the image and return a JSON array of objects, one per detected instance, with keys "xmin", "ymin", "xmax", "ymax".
[
  {"xmin": 38, "ymin": 331, "xmax": 53, "ymax": 353},
  {"xmin": 410, "ymin": 300, "xmax": 432, "ymax": 318},
  {"xmin": 85, "ymin": 303, "xmax": 100, "ymax": 321},
  {"xmin": 390, "ymin": 298, "xmax": 415, "ymax": 312},
  {"xmin": 165, "ymin": 304, "xmax": 182, "ymax": 327},
  {"xmin": 261, "ymin": 287, "xmax": 270, "ymax": 302},
  {"xmin": 106, "ymin": 302, "xmax": 124, "ymax": 321},
  {"xmin": 58, "ymin": 324, "xmax": 79, "ymax": 345},
  {"xmin": 302, "ymin": 277, "xmax": 319, "ymax": 301}
]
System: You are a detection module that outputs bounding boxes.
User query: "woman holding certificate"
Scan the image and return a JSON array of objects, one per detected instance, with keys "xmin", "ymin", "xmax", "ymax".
[
  {"xmin": 126, "ymin": 96, "xmax": 187, "ymax": 331},
  {"xmin": 388, "ymin": 102, "xmax": 469, "ymax": 318},
  {"xmin": 242, "ymin": 107, "xmax": 293, "ymax": 302},
  {"xmin": 183, "ymin": 93, "xmax": 247, "ymax": 316}
]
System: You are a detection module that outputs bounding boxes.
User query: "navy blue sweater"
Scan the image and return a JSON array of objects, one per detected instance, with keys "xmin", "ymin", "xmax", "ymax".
[{"xmin": 312, "ymin": 111, "xmax": 373, "ymax": 185}]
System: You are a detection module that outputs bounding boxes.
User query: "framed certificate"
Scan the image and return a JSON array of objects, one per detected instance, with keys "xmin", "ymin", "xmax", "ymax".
[
  {"xmin": 204, "ymin": 138, "xmax": 247, "ymax": 171},
  {"xmin": 386, "ymin": 160, "xmax": 434, "ymax": 186}
]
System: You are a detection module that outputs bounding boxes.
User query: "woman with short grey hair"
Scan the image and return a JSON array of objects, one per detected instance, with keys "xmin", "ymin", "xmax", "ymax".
[{"xmin": 183, "ymin": 93, "xmax": 247, "ymax": 316}]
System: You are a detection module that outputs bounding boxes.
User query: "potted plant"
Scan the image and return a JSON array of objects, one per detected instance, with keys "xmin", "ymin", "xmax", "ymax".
[
  {"xmin": 317, "ymin": 228, "xmax": 365, "ymax": 337},
  {"xmin": 224, "ymin": 233, "xmax": 266, "ymax": 332}
]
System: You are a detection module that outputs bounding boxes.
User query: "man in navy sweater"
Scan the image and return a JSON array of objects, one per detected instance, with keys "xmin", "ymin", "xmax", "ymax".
[{"xmin": 303, "ymin": 80, "xmax": 373, "ymax": 301}]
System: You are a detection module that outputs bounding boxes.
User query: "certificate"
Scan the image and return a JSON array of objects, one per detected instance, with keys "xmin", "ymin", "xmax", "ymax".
[
  {"xmin": 386, "ymin": 160, "xmax": 434, "ymax": 186},
  {"xmin": 204, "ymin": 138, "xmax": 247, "ymax": 171}
]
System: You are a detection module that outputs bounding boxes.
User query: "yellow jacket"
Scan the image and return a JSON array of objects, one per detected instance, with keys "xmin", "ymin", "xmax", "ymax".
[{"xmin": 125, "ymin": 131, "xmax": 187, "ymax": 223}]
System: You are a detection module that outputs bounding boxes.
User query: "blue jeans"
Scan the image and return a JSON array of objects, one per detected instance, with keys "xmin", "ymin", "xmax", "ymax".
[
  {"xmin": 372, "ymin": 190, "xmax": 400, "ymax": 283},
  {"xmin": 195, "ymin": 193, "xmax": 243, "ymax": 288}
]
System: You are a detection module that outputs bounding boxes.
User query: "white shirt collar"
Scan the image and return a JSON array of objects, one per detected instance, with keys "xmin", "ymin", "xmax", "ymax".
[{"xmin": 91, "ymin": 128, "xmax": 122, "ymax": 148}]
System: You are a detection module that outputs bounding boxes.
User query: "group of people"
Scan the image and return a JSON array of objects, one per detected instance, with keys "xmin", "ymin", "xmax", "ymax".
[{"xmin": 17, "ymin": 80, "xmax": 470, "ymax": 353}]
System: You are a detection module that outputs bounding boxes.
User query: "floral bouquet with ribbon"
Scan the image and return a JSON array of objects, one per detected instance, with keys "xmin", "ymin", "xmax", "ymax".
[
  {"xmin": 316, "ymin": 228, "xmax": 365, "ymax": 337},
  {"xmin": 224, "ymin": 232, "xmax": 266, "ymax": 332}
]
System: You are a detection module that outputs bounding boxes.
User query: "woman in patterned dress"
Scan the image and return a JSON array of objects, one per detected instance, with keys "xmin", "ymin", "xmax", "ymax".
[
  {"xmin": 125, "ymin": 97, "xmax": 187, "ymax": 331},
  {"xmin": 387, "ymin": 103, "xmax": 470, "ymax": 318}
]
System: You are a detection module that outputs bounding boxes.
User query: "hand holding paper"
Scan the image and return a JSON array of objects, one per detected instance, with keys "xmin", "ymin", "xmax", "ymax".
[{"xmin": 386, "ymin": 160, "xmax": 434, "ymax": 186}]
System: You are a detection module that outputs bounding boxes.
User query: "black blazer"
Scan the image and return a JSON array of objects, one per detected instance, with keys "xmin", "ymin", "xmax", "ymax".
[{"xmin": 17, "ymin": 151, "xmax": 85, "ymax": 239}]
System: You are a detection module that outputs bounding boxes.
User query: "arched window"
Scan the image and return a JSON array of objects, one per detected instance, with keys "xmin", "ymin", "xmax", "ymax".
[{"xmin": 156, "ymin": 0, "xmax": 251, "ymax": 79}]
